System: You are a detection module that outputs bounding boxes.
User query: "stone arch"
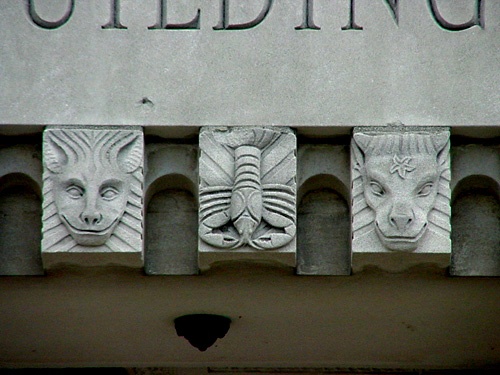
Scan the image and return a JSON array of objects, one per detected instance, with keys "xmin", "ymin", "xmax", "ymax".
[
  {"xmin": 296, "ymin": 174, "xmax": 350, "ymax": 275},
  {"xmin": 450, "ymin": 175, "xmax": 500, "ymax": 276},
  {"xmin": 0, "ymin": 173, "xmax": 43, "ymax": 275},
  {"xmin": 144, "ymin": 174, "xmax": 198, "ymax": 275},
  {"xmin": 0, "ymin": 145, "xmax": 42, "ymax": 193}
]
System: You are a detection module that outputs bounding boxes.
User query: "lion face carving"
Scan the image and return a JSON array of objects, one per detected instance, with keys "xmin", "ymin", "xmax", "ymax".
[
  {"xmin": 43, "ymin": 129, "xmax": 143, "ymax": 249},
  {"xmin": 50, "ymin": 163, "xmax": 130, "ymax": 246},
  {"xmin": 352, "ymin": 130, "xmax": 450, "ymax": 252}
]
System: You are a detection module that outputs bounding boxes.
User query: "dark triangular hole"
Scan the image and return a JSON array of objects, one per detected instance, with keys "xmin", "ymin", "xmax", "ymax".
[{"xmin": 174, "ymin": 314, "xmax": 231, "ymax": 351}]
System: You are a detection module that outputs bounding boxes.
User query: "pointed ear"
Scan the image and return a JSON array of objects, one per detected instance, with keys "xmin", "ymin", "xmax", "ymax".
[
  {"xmin": 353, "ymin": 133, "xmax": 372, "ymax": 153},
  {"xmin": 352, "ymin": 133, "xmax": 370, "ymax": 168},
  {"xmin": 44, "ymin": 134, "xmax": 68, "ymax": 174},
  {"xmin": 117, "ymin": 134, "xmax": 143, "ymax": 173},
  {"xmin": 433, "ymin": 132, "xmax": 449, "ymax": 153},
  {"xmin": 433, "ymin": 132, "xmax": 450, "ymax": 168},
  {"xmin": 351, "ymin": 134, "xmax": 365, "ymax": 174}
]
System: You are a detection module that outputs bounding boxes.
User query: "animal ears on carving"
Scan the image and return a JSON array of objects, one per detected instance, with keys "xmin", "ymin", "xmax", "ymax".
[
  {"xmin": 433, "ymin": 133, "xmax": 450, "ymax": 168},
  {"xmin": 352, "ymin": 134, "xmax": 369, "ymax": 173},
  {"xmin": 44, "ymin": 130, "xmax": 143, "ymax": 175},
  {"xmin": 44, "ymin": 131, "xmax": 75, "ymax": 174},
  {"xmin": 353, "ymin": 134, "xmax": 371, "ymax": 154},
  {"xmin": 432, "ymin": 133, "xmax": 449, "ymax": 152},
  {"xmin": 114, "ymin": 133, "xmax": 143, "ymax": 174}
]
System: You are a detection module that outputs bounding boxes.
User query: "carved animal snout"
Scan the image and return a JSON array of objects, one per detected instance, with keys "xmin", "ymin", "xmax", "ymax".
[
  {"xmin": 80, "ymin": 211, "xmax": 103, "ymax": 226},
  {"xmin": 389, "ymin": 203, "xmax": 415, "ymax": 231},
  {"xmin": 390, "ymin": 213, "xmax": 413, "ymax": 231}
]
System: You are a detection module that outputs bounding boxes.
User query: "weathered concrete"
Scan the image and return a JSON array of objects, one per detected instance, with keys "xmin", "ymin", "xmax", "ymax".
[
  {"xmin": 1, "ymin": 264, "xmax": 499, "ymax": 368},
  {"xmin": 144, "ymin": 143, "xmax": 199, "ymax": 275},
  {"xmin": 451, "ymin": 189, "xmax": 500, "ymax": 276},
  {"xmin": 449, "ymin": 144, "xmax": 500, "ymax": 276},
  {"xmin": 0, "ymin": 143, "xmax": 44, "ymax": 275},
  {"xmin": 297, "ymin": 189, "xmax": 350, "ymax": 276},
  {"xmin": 145, "ymin": 189, "xmax": 198, "ymax": 276},
  {"xmin": 296, "ymin": 144, "xmax": 351, "ymax": 275},
  {"xmin": 0, "ymin": 1, "xmax": 498, "ymax": 127},
  {"xmin": 0, "ymin": 183, "xmax": 43, "ymax": 276}
]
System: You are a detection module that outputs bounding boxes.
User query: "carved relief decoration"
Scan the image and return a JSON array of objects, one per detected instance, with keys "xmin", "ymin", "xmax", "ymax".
[
  {"xmin": 199, "ymin": 127, "xmax": 296, "ymax": 251},
  {"xmin": 42, "ymin": 128, "xmax": 143, "ymax": 253},
  {"xmin": 351, "ymin": 128, "xmax": 451, "ymax": 253}
]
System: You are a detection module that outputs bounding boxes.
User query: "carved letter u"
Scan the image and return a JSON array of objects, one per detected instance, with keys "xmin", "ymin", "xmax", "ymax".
[{"xmin": 27, "ymin": 0, "xmax": 75, "ymax": 29}]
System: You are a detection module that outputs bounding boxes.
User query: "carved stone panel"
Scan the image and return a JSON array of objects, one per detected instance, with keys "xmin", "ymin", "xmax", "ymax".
[
  {"xmin": 351, "ymin": 127, "xmax": 451, "ymax": 254},
  {"xmin": 199, "ymin": 127, "xmax": 296, "ymax": 254},
  {"xmin": 42, "ymin": 127, "xmax": 143, "ymax": 260}
]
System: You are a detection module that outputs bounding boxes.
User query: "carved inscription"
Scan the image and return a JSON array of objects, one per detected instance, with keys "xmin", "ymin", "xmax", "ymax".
[
  {"xmin": 26, "ymin": 0, "xmax": 75, "ymax": 29},
  {"xmin": 428, "ymin": 0, "xmax": 484, "ymax": 31},
  {"xmin": 351, "ymin": 128, "xmax": 451, "ymax": 253},
  {"xmin": 148, "ymin": 0, "xmax": 201, "ymax": 30},
  {"xmin": 213, "ymin": 0, "xmax": 273, "ymax": 30},
  {"xmin": 199, "ymin": 127, "xmax": 296, "ymax": 251},
  {"xmin": 342, "ymin": 0, "xmax": 398, "ymax": 30},
  {"xmin": 42, "ymin": 128, "xmax": 143, "ymax": 253},
  {"xmin": 24, "ymin": 0, "xmax": 485, "ymax": 31},
  {"xmin": 101, "ymin": 0, "xmax": 127, "ymax": 29}
]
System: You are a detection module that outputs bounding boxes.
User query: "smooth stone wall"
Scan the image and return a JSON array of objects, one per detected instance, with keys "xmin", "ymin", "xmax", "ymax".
[
  {"xmin": 451, "ymin": 188, "xmax": 500, "ymax": 276},
  {"xmin": 0, "ymin": 183, "xmax": 43, "ymax": 276},
  {"xmin": 297, "ymin": 188, "xmax": 350, "ymax": 276},
  {"xmin": 145, "ymin": 189, "xmax": 198, "ymax": 275},
  {"xmin": 0, "ymin": 1, "xmax": 498, "ymax": 127}
]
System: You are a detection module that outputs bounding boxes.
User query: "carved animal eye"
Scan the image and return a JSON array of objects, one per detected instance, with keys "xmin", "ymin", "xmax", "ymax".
[
  {"xmin": 417, "ymin": 183, "xmax": 434, "ymax": 197},
  {"xmin": 369, "ymin": 182, "xmax": 385, "ymax": 197},
  {"xmin": 101, "ymin": 187, "xmax": 119, "ymax": 200},
  {"xmin": 66, "ymin": 186, "xmax": 83, "ymax": 198}
]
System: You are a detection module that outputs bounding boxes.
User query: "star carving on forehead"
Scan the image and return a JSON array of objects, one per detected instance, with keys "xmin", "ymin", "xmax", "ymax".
[{"xmin": 390, "ymin": 154, "xmax": 416, "ymax": 179}]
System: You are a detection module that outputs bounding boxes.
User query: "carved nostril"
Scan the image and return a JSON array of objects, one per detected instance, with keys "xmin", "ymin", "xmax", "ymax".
[
  {"xmin": 390, "ymin": 214, "xmax": 413, "ymax": 231},
  {"xmin": 81, "ymin": 212, "xmax": 102, "ymax": 226}
]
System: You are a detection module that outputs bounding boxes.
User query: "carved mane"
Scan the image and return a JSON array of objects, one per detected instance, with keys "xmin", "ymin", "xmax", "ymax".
[{"xmin": 42, "ymin": 129, "xmax": 143, "ymax": 253}]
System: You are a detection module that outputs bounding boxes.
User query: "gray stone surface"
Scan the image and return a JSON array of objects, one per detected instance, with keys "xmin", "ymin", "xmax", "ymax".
[
  {"xmin": 0, "ymin": 183, "xmax": 43, "ymax": 276},
  {"xmin": 351, "ymin": 126, "xmax": 451, "ymax": 255},
  {"xmin": 450, "ymin": 144, "xmax": 500, "ymax": 276},
  {"xmin": 0, "ymin": 144, "xmax": 43, "ymax": 275},
  {"xmin": 145, "ymin": 189, "xmax": 198, "ymax": 276},
  {"xmin": 199, "ymin": 127, "xmax": 296, "ymax": 260},
  {"xmin": 296, "ymin": 145, "xmax": 351, "ymax": 275},
  {"xmin": 144, "ymin": 143, "xmax": 199, "ymax": 275},
  {"xmin": 297, "ymin": 189, "xmax": 350, "ymax": 276},
  {"xmin": 451, "ymin": 189, "xmax": 500, "ymax": 276},
  {"xmin": 450, "ymin": 144, "xmax": 500, "ymax": 194},
  {"xmin": 42, "ymin": 126, "xmax": 144, "ymax": 267},
  {"xmin": 0, "ymin": 2, "xmax": 499, "ymax": 127}
]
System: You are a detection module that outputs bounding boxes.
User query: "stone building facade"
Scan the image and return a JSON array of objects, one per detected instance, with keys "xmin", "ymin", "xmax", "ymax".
[{"xmin": 0, "ymin": 1, "xmax": 499, "ymax": 373}]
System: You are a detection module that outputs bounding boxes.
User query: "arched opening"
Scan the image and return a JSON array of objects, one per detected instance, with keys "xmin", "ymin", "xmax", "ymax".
[
  {"xmin": 297, "ymin": 174, "xmax": 350, "ymax": 275},
  {"xmin": 450, "ymin": 175, "xmax": 500, "ymax": 276},
  {"xmin": 144, "ymin": 174, "xmax": 198, "ymax": 275},
  {"xmin": 0, "ymin": 173, "xmax": 43, "ymax": 275}
]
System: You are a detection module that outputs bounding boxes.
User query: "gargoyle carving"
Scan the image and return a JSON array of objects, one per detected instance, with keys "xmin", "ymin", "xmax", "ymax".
[
  {"xmin": 199, "ymin": 127, "xmax": 296, "ymax": 251},
  {"xmin": 352, "ymin": 128, "xmax": 451, "ymax": 253},
  {"xmin": 42, "ymin": 128, "xmax": 143, "ymax": 253}
]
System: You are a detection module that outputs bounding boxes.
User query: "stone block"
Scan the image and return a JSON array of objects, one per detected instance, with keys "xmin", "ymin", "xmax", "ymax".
[
  {"xmin": 450, "ymin": 144, "xmax": 500, "ymax": 276},
  {"xmin": 296, "ymin": 145, "xmax": 351, "ymax": 275},
  {"xmin": 198, "ymin": 127, "xmax": 296, "ymax": 268},
  {"xmin": 144, "ymin": 143, "xmax": 199, "ymax": 275},
  {"xmin": 1, "ymin": 2, "xmax": 499, "ymax": 128},
  {"xmin": 351, "ymin": 126, "xmax": 451, "ymax": 269},
  {"xmin": 0, "ymin": 144, "xmax": 43, "ymax": 275},
  {"xmin": 41, "ymin": 126, "xmax": 144, "ymax": 268}
]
